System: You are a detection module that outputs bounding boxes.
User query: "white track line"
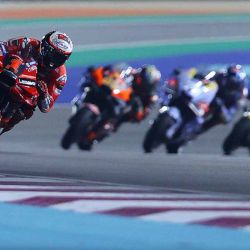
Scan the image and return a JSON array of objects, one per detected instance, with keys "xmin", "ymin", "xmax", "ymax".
[{"xmin": 74, "ymin": 36, "xmax": 250, "ymax": 52}]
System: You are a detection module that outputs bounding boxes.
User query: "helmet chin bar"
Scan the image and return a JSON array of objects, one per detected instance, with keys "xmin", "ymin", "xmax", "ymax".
[{"xmin": 38, "ymin": 57, "xmax": 55, "ymax": 70}]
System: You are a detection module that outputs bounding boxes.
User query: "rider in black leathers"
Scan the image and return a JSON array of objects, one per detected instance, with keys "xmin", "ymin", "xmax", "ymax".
[{"xmin": 201, "ymin": 64, "xmax": 248, "ymax": 131}]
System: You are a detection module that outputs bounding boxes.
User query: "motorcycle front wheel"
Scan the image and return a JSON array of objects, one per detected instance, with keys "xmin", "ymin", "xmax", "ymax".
[
  {"xmin": 61, "ymin": 107, "xmax": 97, "ymax": 150},
  {"xmin": 223, "ymin": 117, "xmax": 250, "ymax": 155},
  {"xmin": 143, "ymin": 113, "xmax": 174, "ymax": 153}
]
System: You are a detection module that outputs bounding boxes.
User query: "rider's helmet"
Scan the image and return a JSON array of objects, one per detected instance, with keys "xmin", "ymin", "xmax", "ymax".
[
  {"xmin": 40, "ymin": 31, "xmax": 73, "ymax": 69},
  {"xmin": 133, "ymin": 65, "xmax": 161, "ymax": 96},
  {"xmin": 225, "ymin": 64, "xmax": 248, "ymax": 91}
]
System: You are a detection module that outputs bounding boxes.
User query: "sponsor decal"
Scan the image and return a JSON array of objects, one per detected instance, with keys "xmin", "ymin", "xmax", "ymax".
[
  {"xmin": 51, "ymin": 38, "xmax": 70, "ymax": 52},
  {"xmin": 19, "ymin": 79, "xmax": 36, "ymax": 87},
  {"xmin": 27, "ymin": 65, "xmax": 37, "ymax": 72},
  {"xmin": 56, "ymin": 75, "xmax": 67, "ymax": 83},
  {"xmin": 58, "ymin": 34, "xmax": 70, "ymax": 44},
  {"xmin": 26, "ymin": 61, "xmax": 37, "ymax": 66}
]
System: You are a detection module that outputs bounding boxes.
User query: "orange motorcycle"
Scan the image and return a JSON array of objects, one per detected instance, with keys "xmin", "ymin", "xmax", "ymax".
[{"xmin": 61, "ymin": 72, "xmax": 132, "ymax": 150}]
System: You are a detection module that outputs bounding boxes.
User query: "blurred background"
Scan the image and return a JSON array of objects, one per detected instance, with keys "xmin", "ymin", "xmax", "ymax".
[
  {"xmin": 1, "ymin": 0, "xmax": 250, "ymax": 154},
  {"xmin": 0, "ymin": 1, "xmax": 250, "ymax": 249}
]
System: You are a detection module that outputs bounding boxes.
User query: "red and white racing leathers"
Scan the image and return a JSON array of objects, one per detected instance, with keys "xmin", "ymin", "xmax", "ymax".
[
  {"xmin": 5, "ymin": 36, "xmax": 67, "ymax": 113},
  {"xmin": 0, "ymin": 37, "xmax": 68, "ymax": 131}
]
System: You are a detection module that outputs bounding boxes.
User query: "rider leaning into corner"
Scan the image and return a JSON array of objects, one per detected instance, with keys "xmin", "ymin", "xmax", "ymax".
[
  {"xmin": 161, "ymin": 64, "xmax": 248, "ymax": 146},
  {"xmin": 128, "ymin": 64, "xmax": 161, "ymax": 122},
  {"xmin": 0, "ymin": 31, "xmax": 73, "ymax": 133},
  {"xmin": 76, "ymin": 63, "xmax": 161, "ymax": 127}
]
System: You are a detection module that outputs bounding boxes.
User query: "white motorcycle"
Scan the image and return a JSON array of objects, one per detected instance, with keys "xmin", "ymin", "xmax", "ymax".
[{"xmin": 143, "ymin": 71, "xmax": 219, "ymax": 153}]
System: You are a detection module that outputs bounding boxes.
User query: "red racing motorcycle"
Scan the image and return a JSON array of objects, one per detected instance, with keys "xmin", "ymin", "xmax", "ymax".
[{"xmin": 0, "ymin": 55, "xmax": 39, "ymax": 135}]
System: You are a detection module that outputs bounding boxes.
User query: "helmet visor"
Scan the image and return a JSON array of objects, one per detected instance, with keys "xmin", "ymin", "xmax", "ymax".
[{"xmin": 42, "ymin": 42, "xmax": 68, "ymax": 69}]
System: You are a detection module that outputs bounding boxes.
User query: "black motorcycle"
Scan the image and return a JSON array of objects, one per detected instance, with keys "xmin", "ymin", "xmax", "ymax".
[{"xmin": 222, "ymin": 109, "xmax": 250, "ymax": 155}]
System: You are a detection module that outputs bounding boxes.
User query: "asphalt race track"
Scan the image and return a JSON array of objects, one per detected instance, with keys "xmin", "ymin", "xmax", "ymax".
[
  {"xmin": 0, "ymin": 106, "xmax": 249, "ymax": 196},
  {"xmin": 0, "ymin": 12, "xmax": 250, "ymax": 197}
]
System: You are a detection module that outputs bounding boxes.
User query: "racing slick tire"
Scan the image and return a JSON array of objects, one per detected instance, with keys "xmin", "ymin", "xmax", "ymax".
[
  {"xmin": 166, "ymin": 142, "xmax": 181, "ymax": 154},
  {"xmin": 61, "ymin": 107, "xmax": 97, "ymax": 150},
  {"xmin": 143, "ymin": 114, "xmax": 174, "ymax": 153},
  {"xmin": 61, "ymin": 124, "xmax": 76, "ymax": 150},
  {"xmin": 222, "ymin": 117, "xmax": 250, "ymax": 155}
]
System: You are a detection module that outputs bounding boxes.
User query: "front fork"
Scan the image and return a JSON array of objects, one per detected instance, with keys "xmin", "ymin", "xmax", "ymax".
[
  {"xmin": 159, "ymin": 106, "xmax": 182, "ymax": 140},
  {"xmin": 0, "ymin": 102, "xmax": 16, "ymax": 126},
  {"xmin": 0, "ymin": 101, "xmax": 26, "ymax": 132}
]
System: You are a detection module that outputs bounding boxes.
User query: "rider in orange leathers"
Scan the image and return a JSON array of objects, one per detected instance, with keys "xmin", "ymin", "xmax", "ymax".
[{"xmin": 77, "ymin": 64, "xmax": 161, "ymax": 124}]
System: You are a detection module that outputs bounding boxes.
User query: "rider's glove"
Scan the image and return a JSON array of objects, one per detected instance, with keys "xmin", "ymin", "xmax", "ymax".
[
  {"xmin": 37, "ymin": 80, "xmax": 51, "ymax": 113},
  {"xmin": 36, "ymin": 80, "xmax": 48, "ymax": 98},
  {"xmin": 0, "ymin": 69, "xmax": 17, "ymax": 88}
]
